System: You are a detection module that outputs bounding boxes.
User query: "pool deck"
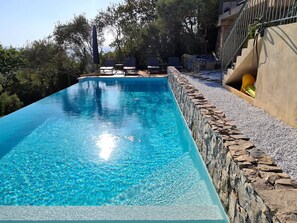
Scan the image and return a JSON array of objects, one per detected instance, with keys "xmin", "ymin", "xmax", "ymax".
[
  {"xmin": 182, "ymin": 70, "xmax": 297, "ymax": 181},
  {"xmin": 80, "ymin": 70, "xmax": 167, "ymax": 78}
]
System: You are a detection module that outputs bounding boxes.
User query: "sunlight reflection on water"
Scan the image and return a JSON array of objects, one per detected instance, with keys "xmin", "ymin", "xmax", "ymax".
[{"xmin": 96, "ymin": 133, "xmax": 118, "ymax": 160}]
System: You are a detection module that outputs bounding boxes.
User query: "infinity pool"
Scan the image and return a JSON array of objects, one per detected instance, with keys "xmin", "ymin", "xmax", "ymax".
[{"xmin": 0, "ymin": 77, "xmax": 228, "ymax": 222}]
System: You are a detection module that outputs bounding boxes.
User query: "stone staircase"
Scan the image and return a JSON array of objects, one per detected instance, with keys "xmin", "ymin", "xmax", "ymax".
[{"xmin": 223, "ymin": 37, "xmax": 262, "ymax": 86}]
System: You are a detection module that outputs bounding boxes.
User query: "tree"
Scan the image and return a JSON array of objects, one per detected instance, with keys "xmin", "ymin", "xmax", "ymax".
[
  {"xmin": 95, "ymin": 5, "xmax": 125, "ymax": 61},
  {"xmin": 92, "ymin": 26, "xmax": 100, "ymax": 65},
  {"xmin": 54, "ymin": 15, "xmax": 92, "ymax": 73},
  {"xmin": 0, "ymin": 45, "xmax": 24, "ymax": 93},
  {"xmin": 95, "ymin": 0, "xmax": 219, "ymax": 66},
  {"xmin": 0, "ymin": 39, "xmax": 81, "ymax": 116},
  {"xmin": 0, "ymin": 92, "xmax": 22, "ymax": 116},
  {"xmin": 200, "ymin": 0, "xmax": 220, "ymax": 51},
  {"xmin": 0, "ymin": 45, "xmax": 24, "ymax": 116},
  {"xmin": 17, "ymin": 39, "xmax": 80, "ymax": 105},
  {"xmin": 156, "ymin": 0, "xmax": 203, "ymax": 55},
  {"xmin": 95, "ymin": 0, "xmax": 160, "ymax": 64},
  {"xmin": 156, "ymin": 0, "xmax": 219, "ymax": 54},
  {"xmin": 116, "ymin": 0, "xmax": 160, "ymax": 62}
]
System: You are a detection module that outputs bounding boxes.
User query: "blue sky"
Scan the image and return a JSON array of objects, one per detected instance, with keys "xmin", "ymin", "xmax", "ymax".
[{"xmin": 0, "ymin": 0, "xmax": 123, "ymax": 48}]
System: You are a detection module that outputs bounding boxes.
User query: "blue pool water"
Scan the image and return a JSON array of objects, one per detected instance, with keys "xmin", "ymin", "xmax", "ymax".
[{"xmin": 0, "ymin": 78, "xmax": 228, "ymax": 221}]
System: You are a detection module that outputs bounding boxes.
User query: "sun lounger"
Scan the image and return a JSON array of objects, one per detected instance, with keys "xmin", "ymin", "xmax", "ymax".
[
  {"xmin": 99, "ymin": 59, "xmax": 115, "ymax": 74},
  {"xmin": 147, "ymin": 57, "xmax": 160, "ymax": 74},
  {"xmin": 123, "ymin": 57, "xmax": 137, "ymax": 76},
  {"xmin": 168, "ymin": 57, "xmax": 182, "ymax": 70}
]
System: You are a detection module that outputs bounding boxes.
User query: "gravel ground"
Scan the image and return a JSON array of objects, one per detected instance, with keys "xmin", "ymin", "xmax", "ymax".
[{"xmin": 183, "ymin": 71, "xmax": 297, "ymax": 180}]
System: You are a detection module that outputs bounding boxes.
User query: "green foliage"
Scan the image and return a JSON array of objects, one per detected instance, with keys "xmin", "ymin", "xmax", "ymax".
[
  {"xmin": 17, "ymin": 39, "xmax": 80, "ymax": 105},
  {"xmin": 54, "ymin": 15, "xmax": 93, "ymax": 73},
  {"xmin": 0, "ymin": 16, "xmax": 91, "ymax": 116},
  {"xmin": 95, "ymin": 0, "xmax": 165, "ymax": 66},
  {"xmin": 247, "ymin": 17, "xmax": 262, "ymax": 39},
  {"xmin": 0, "ymin": 92, "xmax": 22, "ymax": 116},
  {"xmin": 0, "ymin": 45, "xmax": 24, "ymax": 116},
  {"xmin": 156, "ymin": 0, "xmax": 219, "ymax": 54},
  {"xmin": 95, "ymin": 5, "xmax": 126, "ymax": 62},
  {"xmin": 0, "ymin": 45, "xmax": 24, "ymax": 92},
  {"xmin": 96, "ymin": 0, "xmax": 219, "ymax": 66},
  {"xmin": 0, "ymin": 40, "xmax": 80, "ymax": 116},
  {"xmin": 243, "ymin": 17, "xmax": 262, "ymax": 48}
]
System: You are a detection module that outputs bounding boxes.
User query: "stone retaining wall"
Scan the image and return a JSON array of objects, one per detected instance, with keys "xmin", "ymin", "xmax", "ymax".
[{"xmin": 167, "ymin": 67, "xmax": 297, "ymax": 223}]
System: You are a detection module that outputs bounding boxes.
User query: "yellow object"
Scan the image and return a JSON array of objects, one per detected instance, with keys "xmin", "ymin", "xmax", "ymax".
[{"xmin": 241, "ymin": 74, "xmax": 256, "ymax": 98}]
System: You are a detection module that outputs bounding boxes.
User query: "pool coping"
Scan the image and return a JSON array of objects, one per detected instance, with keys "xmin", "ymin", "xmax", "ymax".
[{"xmin": 167, "ymin": 67, "xmax": 297, "ymax": 223}]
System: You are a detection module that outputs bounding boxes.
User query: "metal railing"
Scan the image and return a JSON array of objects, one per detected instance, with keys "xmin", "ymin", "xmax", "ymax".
[{"xmin": 221, "ymin": 0, "xmax": 297, "ymax": 70}]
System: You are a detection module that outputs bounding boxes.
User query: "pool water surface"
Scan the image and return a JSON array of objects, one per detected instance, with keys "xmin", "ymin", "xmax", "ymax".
[{"xmin": 0, "ymin": 78, "xmax": 228, "ymax": 222}]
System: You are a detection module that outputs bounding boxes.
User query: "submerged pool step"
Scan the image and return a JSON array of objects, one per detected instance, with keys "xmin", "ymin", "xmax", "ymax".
[
  {"xmin": 0, "ymin": 206, "xmax": 226, "ymax": 222},
  {"xmin": 109, "ymin": 154, "xmax": 222, "ymax": 211},
  {"xmin": 104, "ymin": 154, "xmax": 226, "ymax": 222},
  {"xmin": 110, "ymin": 153, "xmax": 213, "ymax": 206}
]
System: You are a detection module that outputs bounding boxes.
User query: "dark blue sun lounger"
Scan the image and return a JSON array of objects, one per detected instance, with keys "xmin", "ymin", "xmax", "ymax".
[
  {"xmin": 99, "ymin": 59, "xmax": 115, "ymax": 74},
  {"xmin": 168, "ymin": 57, "xmax": 182, "ymax": 70},
  {"xmin": 123, "ymin": 57, "xmax": 137, "ymax": 76},
  {"xmin": 147, "ymin": 57, "xmax": 160, "ymax": 74}
]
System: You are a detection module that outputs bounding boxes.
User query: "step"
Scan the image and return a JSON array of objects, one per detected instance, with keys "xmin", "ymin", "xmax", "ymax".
[
  {"xmin": 235, "ymin": 55, "xmax": 243, "ymax": 67},
  {"xmin": 241, "ymin": 48, "xmax": 248, "ymax": 57},
  {"xmin": 226, "ymin": 68, "xmax": 234, "ymax": 77},
  {"xmin": 247, "ymin": 38, "xmax": 255, "ymax": 47},
  {"xmin": 109, "ymin": 153, "xmax": 213, "ymax": 206},
  {"xmin": 106, "ymin": 154, "xmax": 227, "ymax": 221},
  {"xmin": 0, "ymin": 206, "xmax": 227, "ymax": 222}
]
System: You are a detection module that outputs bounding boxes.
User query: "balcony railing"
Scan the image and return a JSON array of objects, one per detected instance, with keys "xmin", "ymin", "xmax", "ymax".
[{"xmin": 221, "ymin": 0, "xmax": 297, "ymax": 70}]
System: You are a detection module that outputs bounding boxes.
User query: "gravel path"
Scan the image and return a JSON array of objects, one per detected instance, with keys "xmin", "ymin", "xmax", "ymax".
[{"xmin": 183, "ymin": 71, "xmax": 297, "ymax": 180}]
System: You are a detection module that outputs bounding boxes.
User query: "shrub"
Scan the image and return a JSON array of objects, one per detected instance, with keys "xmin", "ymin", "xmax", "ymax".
[{"xmin": 0, "ymin": 92, "xmax": 23, "ymax": 116}]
